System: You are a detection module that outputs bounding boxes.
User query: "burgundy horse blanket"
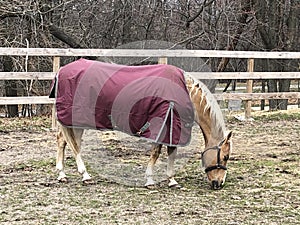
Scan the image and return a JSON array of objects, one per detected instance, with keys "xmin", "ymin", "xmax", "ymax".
[{"xmin": 50, "ymin": 59, "xmax": 194, "ymax": 146}]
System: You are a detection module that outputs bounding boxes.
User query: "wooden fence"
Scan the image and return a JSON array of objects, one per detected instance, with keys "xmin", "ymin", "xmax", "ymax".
[{"xmin": 1, "ymin": 48, "xmax": 300, "ymax": 121}]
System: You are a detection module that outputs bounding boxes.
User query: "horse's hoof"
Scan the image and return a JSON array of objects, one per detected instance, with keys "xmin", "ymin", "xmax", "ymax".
[
  {"xmin": 145, "ymin": 184, "xmax": 157, "ymax": 190},
  {"xmin": 58, "ymin": 177, "xmax": 68, "ymax": 183},
  {"xmin": 168, "ymin": 178, "xmax": 181, "ymax": 189},
  {"xmin": 82, "ymin": 179, "xmax": 95, "ymax": 185},
  {"xmin": 169, "ymin": 184, "xmax": 182, "ymax": 189}
]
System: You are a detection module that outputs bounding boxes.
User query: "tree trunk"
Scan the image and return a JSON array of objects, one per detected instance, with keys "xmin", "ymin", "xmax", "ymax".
[
  {"xmin": 4, "ymin": 56, "xmax": 18, "ymax": 117},
  {"xmin": 267, "ymin": 80, "xmax": 278, "ymax": 110},
  {"xmin": 278, "ymin": 79, "xmax": 290, "ymax": 110}
]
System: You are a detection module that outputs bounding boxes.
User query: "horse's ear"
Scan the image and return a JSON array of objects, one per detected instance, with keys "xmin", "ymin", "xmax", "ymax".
[
  {"xmin": 221, "ymin": 131, "xmax": 233, "ymax": 155},
  {"xmin": 224, "ymin": 131, "xmax": 233, "ymax": 144}
]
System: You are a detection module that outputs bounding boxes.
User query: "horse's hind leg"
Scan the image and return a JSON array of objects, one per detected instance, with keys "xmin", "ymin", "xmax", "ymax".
[
  {"xmin": 145, "ymin": 144, "xmax": 162, "ymax": 187},
  {"xmin": 56, "ymin": 129, "xmax": 67, "ymax": 182},
  {"xmin": 58, "ymin": 125, "xmax": 92, "ymax": 183},
  {"xmin": 167, "ymin": 146, "xmax": 180, "ymax": 188}
]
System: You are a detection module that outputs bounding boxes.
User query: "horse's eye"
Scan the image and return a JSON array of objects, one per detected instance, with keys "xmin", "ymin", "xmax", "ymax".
[{"xmin": 223, "ymin": 155, "xmax": 229, "ymax": 161}]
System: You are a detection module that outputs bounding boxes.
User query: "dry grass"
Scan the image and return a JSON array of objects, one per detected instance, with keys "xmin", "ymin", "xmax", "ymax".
[{"xmin": 0, "ymin": 109, "xmax": 300, "ymax": 224}]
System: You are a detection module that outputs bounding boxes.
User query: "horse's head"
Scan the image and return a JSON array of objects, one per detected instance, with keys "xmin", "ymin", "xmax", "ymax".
[{"xmin": 201, "ymin": 131, "xmax": 233, "ymax": 190}]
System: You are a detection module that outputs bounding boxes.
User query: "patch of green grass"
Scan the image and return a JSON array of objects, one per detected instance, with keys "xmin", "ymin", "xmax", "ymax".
[
  {"xmin": 226, "ymin": 109, "xmax": 300, "ymax": 123},
  {"xmin": 0, "ymin": 159, "xmax": 56, "ymax": 174},
  {"xmin": 253, "ymin": 111, "xmax": 300, "ymax": 121},
  {"xmin": 27, "ymin": 158, "xmax": 56, "ymax": 169},
  {"xmin": 0, "ymin": 116, "xmax": 51, "ymax": 131}
]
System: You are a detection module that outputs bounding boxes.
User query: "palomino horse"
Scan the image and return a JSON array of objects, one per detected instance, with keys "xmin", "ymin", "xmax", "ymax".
[{"xmin": 51, "ymin": 59, "xmax": 232, "ymax": 190}]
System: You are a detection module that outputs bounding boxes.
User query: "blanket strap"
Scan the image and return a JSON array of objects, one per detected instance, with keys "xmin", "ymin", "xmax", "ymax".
[
  {"xmin": 136, "ymin": 121, "xmax": 151, "ymax": 136},
  {"xmin": 108, "ymin": 115, "xmax": 118, "ymax": 129},
  {"xmin": 169, "ymin": 101, "xmax": 174, "ymax": 145},
  {"xmin": 155, "ymin": 101, "xmax": 174, "ymax": 144}
]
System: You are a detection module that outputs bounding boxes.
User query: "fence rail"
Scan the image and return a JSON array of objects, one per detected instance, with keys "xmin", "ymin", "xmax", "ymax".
[
  {"xmin": 1, "ymin": 48, "xmax": 300, "ymax": 120},
  {"xmin": 0, "ymin": 72, "xmax": 56, "ymax": 80},
  {"xmin": 2, "ymin": 92, "xmax": 299, "ymax": 105},
  {"xmin": 1, "ymin": 47, "xmax": 300, "ymax": 59},
  {"xmin": 0, "ymin": 96, "xmax": 54, "ymax": 105},
  {"xmin": 1, "ymin": 71, "xmax": 300, "ymax": 80}
]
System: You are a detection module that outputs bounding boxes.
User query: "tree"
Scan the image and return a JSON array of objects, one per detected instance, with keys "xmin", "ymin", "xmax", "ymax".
[
  {"xmin": 253, "ymin": 0, "xmax": 300, "ymax": 110},
  {"xmin": 0, "ymin": 0, "xmax": 60, "ymax": 116},
  {"xmin": 0, "ymin": 0, "xmax": 299, "ymax": 116}
]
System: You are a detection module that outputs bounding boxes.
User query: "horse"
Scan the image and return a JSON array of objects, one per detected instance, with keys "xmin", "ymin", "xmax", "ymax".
[{"xmin": 51, "ymin": 59, "xmax": 233, "ymax": 190}]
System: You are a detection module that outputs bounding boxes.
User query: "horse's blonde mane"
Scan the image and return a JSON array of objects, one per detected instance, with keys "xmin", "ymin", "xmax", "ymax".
[{"xmin": 184, "ymin": 72, "xmax": 227, "ymax": 139}]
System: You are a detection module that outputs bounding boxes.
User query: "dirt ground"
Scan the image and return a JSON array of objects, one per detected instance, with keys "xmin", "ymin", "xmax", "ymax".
[{"xmin": 0, "ymin": 109, "xmax": 300, "ymax": 224}]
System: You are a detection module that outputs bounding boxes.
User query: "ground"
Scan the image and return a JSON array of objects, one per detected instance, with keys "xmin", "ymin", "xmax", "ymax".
[{"xmin": 0, "ymin": 109, "xmax": 300, "ymax": 224}]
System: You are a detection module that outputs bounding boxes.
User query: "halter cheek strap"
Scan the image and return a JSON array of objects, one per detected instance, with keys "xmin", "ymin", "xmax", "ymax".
[{"xmin": 202, "ymin": 145, "xmax": 227, "ymax": 173}]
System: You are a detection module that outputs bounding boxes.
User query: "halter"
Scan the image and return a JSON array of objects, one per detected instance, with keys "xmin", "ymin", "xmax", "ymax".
[{"xmin": 202, "ymin": 143, "xmax": 227, "ymax": 173}]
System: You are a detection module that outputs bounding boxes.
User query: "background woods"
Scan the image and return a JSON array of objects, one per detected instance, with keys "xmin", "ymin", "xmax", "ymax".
[{"xmin": 0, "ymin": 0, "xmax": 299, "ymax": 116}]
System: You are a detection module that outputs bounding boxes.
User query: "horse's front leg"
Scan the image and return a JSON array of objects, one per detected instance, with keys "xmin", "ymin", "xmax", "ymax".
[
  {"xmin": 167, "ymin": 146, "xmax": 180, "ymax": 188},
  {"xmin": 145, "ymin": 144, "xmax": 162, "ymax": 187}
]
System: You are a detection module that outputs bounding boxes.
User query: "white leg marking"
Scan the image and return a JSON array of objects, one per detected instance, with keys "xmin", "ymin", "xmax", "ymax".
[
  {"xmin": 168, "ymin": 177, "xmax": 179, "ymax": 187},
  {"xmin": 56, "ymin": 129, "xmax": 67, "ymax": 181},
  {"xmin": 75, "ymin": 153, "xmax": 92, "ymax": 181},
  {"xmin": 144, "ymin": 145, "xmax": 162, "ymax": 187},
  {"xmin": 57, "ymin": 171, "xmax": 67, "ymax": 181},
  {"xmin": 167, "ymin": 147, "xmax": 180, "ymax": 187},
  {"xmin": 167, "ymin": 147, "xmax": 177, "ymax": 178},
  {"xmin": 145, "ymin": 165, "xmax": 155, "ymax": 186},
  {"xmin": 82, "ymin": 171, "xmax": 92, "ymax": 182},
  {"xmin": 72, "ymin": 130, "xmax": 92, "ymax": 181}
]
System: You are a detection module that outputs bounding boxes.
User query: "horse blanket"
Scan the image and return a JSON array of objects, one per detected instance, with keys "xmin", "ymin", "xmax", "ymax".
[{"xmin": 50, "ymin": 59, "xmax": 194, "ymax": 146}]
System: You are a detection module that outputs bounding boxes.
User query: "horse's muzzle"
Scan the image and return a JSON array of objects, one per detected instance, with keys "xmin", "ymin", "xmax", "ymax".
[{"xmin": 211, "ymin": 180, "xmax": 223, "ymax": 190}]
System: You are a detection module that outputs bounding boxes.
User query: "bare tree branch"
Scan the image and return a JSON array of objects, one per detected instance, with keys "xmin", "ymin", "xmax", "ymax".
[
  {"xmin": 217, "ymin": 0, "xmax": 252, "ymax": 72},
  {"xmin": 169, "ymin": 32, "xmax": 205, "ymax": 49},
  {"xmin": 48, "ymin": 24, "xmax": 82, "ymax": 48},
  {"xmin": 48, "ymin": 24, "xmax": 96, "ymax": 60},
  {"xmin": 186, "ymin": 0, "xmax": 216, "ymax": 28}
]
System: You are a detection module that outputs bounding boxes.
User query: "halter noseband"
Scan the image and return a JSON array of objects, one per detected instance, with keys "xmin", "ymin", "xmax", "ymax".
[{"xmin": 202, "ymin": 144, "xmax": 227, "ymax": 173}]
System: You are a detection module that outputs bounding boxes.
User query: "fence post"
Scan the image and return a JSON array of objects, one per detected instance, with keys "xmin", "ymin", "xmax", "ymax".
[
  {"xmin": 158, "ymin": 57, "xmax": 168, "ymax": 64},
  {"xmin": 245, "ymin": 58, "xmax": 254, "ymax": 119},
  {"xmin": 51, "ymin": 56, "xmax": 60, "ymax": 129}
]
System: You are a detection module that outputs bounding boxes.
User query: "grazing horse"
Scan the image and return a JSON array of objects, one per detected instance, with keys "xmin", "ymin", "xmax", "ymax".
[
  {"xmin": 145, "ymin": 74, "xmax": 232, "ymax": 189},
  {"xmin": 184, "ymin": 73, "xmax": 232, "ymax": 189},
  {"xmin": 51, "ymin": 59, "xmax": 232, "ymax": 190}
]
